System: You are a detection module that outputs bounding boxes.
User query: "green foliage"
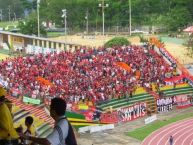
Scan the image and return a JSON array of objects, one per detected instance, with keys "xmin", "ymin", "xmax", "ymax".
[
  {"xmin": 128, "ymin": 112, "xmax": 193, "ymax": 141},
  {"xmin": 18, "ymin": 13, "xmax": 47, "ymax": 36},
  {"xmin": 104, "ymin": 37, "xmax": 130, "ymax": 48},
  {"xmin": 0, "ymin": 21, "xmax": 18, "ymax": 29},
  {"xmin": 35, "ymin": 0, "xmax": 193, "ymax": 32},
  {"xmin": 158, "ymin": 7, "xmax": 192, "ymax": 31},
  {"xmin": 1, "ymin": 0, "xmax": 192, "ymax": 33},
  {"xmin": 0, "ymin": 0, "xmax": 24, "ymax": 21}
]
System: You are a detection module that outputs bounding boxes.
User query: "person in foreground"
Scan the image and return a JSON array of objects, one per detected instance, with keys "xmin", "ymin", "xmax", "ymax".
[
  {"xmin": 0, "ymin": 87, "xmax": 20, "ymax": 145},
  {"xmin": 20, "ymin": 97, "xmax": 77, "ymax": 145}
]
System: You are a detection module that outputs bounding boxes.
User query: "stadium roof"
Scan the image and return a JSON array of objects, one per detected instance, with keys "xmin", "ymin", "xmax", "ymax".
[{"xmin": 0, "ymin": 31, "xmax": 82, "ymax": 46}]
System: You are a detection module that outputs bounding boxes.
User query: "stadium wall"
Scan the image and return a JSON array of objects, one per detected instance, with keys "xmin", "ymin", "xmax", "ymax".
[{"xmin": 0, "ymin": 31, "xmax": 82, "ymax": 52}]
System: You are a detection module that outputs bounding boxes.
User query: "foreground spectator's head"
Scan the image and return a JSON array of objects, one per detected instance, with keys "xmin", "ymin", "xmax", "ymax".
[
  {"xmin": 50, "ymin": 98, "xmax": 67, "ymax": 120},
  {"xmin": 0, "ymin": 87, "xmax": 7, "ymax": 97},
  {"xmin": 25, "ymin": 116, "xmax": 34, "ymax": 127},
  {"xmin": 0, "ymin": 87, "xmax": 7, "ymax": 105}
]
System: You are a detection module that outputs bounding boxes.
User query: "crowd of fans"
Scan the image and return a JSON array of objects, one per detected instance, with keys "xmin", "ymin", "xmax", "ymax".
[{"xmin": 0, "ymin": 45, "xmax": 175, "ymax": 104}]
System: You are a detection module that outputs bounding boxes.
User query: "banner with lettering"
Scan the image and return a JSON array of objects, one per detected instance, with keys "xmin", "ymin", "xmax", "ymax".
[
  {"xmin": 156, "ymin": 97, "xmax": 173, "ymax": 112},
  {"xmin": 173, "ymin": 94, "xmax": 192, "ymax": 109},
  {"xmin": 117, "ymin": 102, "xmax": 146, "ymax": 122},
  {"xmin": 100, "ymin": 111, "xmax": 118, "ymax": 124},
  {"xmin": 23, "ymin": 96, "xmax": 41, "ymax": 105},
  {"xmin": 164, "ymin": 75, "xmax": 184, "ymax": 86},
  {"xmin": 159, "ymin": 47, "xmax": 176, "ymax": 64}
]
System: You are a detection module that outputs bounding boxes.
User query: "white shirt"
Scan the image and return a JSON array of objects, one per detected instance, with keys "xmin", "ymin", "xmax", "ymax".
[{"xmin": 47, "ymin": 116, "xmax": 69, "ymax": 145}]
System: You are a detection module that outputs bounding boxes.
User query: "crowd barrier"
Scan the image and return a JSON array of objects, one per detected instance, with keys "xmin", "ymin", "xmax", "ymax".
[{"xmin": 150, "ymin": 37, "xmax": 193, "ymax": 87}]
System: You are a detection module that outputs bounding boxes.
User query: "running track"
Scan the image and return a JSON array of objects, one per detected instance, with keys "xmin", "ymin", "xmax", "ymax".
[{"xmin": 142, "ymin": 118, "xmax": 193, "ymax": 145}]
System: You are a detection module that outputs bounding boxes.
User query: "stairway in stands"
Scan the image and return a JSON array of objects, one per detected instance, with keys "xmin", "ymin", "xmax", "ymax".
[
  {"xmin": 161, "ymin": 85, "xmax": 193, "ymax": 96},
  {"xmin": 6, "ymin": 95, "xmax": 55, "ymax": 126}
]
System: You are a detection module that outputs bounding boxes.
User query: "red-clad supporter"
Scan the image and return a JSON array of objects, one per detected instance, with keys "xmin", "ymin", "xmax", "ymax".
[{"xmin": 0, "ymin": 46, "xmax": 173, "ymax": 104}]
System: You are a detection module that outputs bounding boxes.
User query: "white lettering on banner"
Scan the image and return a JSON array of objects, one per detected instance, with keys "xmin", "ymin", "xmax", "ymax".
[
  {"xmin": 157, "ymin": 97, "xmax": 173, "ymax": 112},
  {"xmin": 23, "ymin": 96, "xmax": 41, "ymax": 105},
  {"xmin": 174, "ymin": 94, "xmax": 192, "ymax": 108},
  {"xmin": 118, "ymin": 102, "xmax": 146, "ymax": 122},
  {"xmin": 145, "ymin": 115, "xmax": 157, "ymax": 124},
  {"xmin": 174, "ymin": 95, "xmax": 188, "ymax": 103},
  {"xmin": 177, "ymin": 101, "xmax": 191, "ymax": 107},
  {"xmin": 26, "ymin": 45, "xmax": 57, "ymax": 55}
]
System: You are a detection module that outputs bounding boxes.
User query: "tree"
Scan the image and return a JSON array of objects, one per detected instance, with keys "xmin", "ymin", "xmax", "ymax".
[
  {"xmin": 12, "ymin": 0, "xmax": 193, "ymax": 34},
  {"xmin": 159, "ymin": 7, "xmax": 192, "ymax": 31},
  {"xmin": 104, "ymin": 37, "xmax": 131, "ymax": 48},
  {"xmin": 18, "ymin": 13, "xmax": 47, "ymax": 36},
  {"xmin": 0, "ymin": 0, "xmax": 24, "ymax": 21}
]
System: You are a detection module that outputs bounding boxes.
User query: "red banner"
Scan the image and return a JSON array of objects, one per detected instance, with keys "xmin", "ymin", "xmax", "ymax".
[
  {"xmin": 100, "ymin": 102, "xmax": 147, "ymax": 123},
  {"xmin": 164, "ymin": 75, "xmax": 184, "ymax": 83},
  {"xmin": 117, "ymin": 102, "xmax": 146, "ymax": 122},
  {"xmin": 100, "ymin": 111, "xmax": 118, "ymax": 123},
  {"xmin": 173, "ymin": 95, "xmax": 192, "ymax": 109}
]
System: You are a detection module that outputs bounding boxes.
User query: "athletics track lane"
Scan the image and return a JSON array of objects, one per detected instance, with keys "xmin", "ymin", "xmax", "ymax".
[{"xmin": 141, "ymin": 118, "xmax": 193, "ymax": 145}]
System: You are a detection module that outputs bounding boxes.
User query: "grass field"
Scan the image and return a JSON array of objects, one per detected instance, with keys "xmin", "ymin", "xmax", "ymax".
[
  {"xmin": 128, "ymin": 112, "xmax": 193, "ymax": 141},
  {"xmin": 0, "ymin": 21, "xmax": 18, "ymax": 29},
  {"xmin": 47, "ymin": 32, "xmax": 65, "ymax": 37}
]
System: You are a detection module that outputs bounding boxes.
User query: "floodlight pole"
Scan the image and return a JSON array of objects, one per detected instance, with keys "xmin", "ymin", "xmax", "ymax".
[
  {"xmin": 0, "ymin": 9, "xmax": 2, "ymax": 21},
  {"xmin": 8, "ymin": 5, "xmax": 11, "ymax": 22},
  {"xmin": 129, "ymin": 0, "xmax": 132, "ymax": 36},
  {"xmin": 99, "ymin": 0, "xmax": 109, "ymax": 36},
  {"xmin": 85, "ymin": 10, "xmax": 89, "ymax": 34},
  {"xmin": 37, "ymin": 0, "xmax": 40, "ymax": 37},
  {"xmin": 62, "ymin": 9, "xmax": 67, "ymax": 36}
]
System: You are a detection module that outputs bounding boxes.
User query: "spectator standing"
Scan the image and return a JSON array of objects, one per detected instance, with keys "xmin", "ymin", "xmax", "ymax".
[
  {"xmin": 0, "ymin": 87, "xmax": 19, "ymax": 145},
  {"xmin": 24, "ymin": 116, "xmax": 37, "ymax": 145},
  {"xmin": 169, "ymin": 135, "xmax": 173, "ymax": 145},
  {"xmin": 20, "ymin": 97, "xmax": 77, "ymax": 145}
]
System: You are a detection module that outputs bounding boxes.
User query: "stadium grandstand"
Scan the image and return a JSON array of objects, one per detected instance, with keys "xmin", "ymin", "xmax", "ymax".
[{"xmin": 0, "ymin": 32, "xmax": 193, "ymax": 144}]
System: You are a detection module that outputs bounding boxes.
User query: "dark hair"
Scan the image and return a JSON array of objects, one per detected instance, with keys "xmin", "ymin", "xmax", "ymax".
[
  {"xmin": 25, "ymin": 116, "xmax": 34, "ymax": 125},
  {"xmin": 50, "ymin": 98, "xmax": 66, "ymax": 116},
  {"xmin": 0, "ymin": 96, "xmax": 5, "ymax": 103}
]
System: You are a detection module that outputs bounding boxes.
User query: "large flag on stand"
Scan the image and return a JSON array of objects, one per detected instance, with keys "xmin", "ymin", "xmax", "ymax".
[
  {"xmin": 116, "ymin": 62, "xmax": 131, "ymax": 72},
  {"xmin": 36, "ymin": 77, "xmax": 53, "ymax": 87}
]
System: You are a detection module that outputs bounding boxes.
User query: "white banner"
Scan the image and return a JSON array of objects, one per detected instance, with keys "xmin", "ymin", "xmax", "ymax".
[
  {"xmin": 78, "ymin": 125, "xmax": 98, "ymax": 133},
  {"xmin": 90, "ymin": 124, "xmax": 115, "ymax": 133},
  {"xmin": 157, "ymin": 97, "xmax": 173, "ymax": 112},
  {"xmin": 145, "ymin": 115, "xmax": 157, "ymax": 124},
  {"xmin": 26, "ymin": 45, "xmax": 56, "ymax": 55},
  {"xmin": 117, "ymin": 102, "xmax": 146, "ymax": 122}
]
